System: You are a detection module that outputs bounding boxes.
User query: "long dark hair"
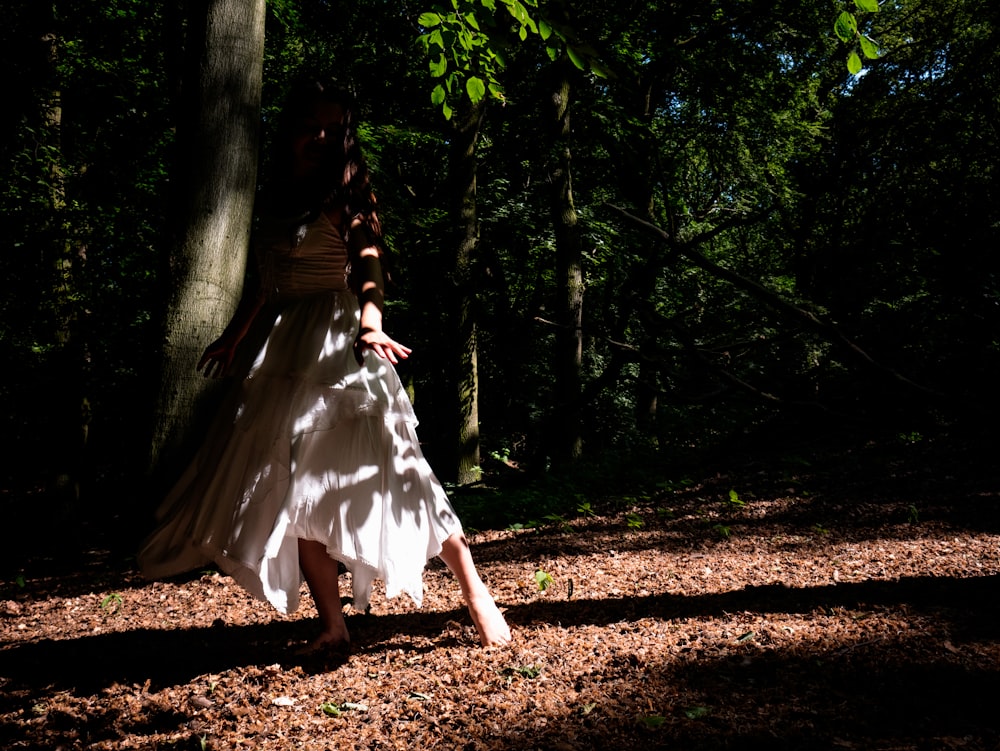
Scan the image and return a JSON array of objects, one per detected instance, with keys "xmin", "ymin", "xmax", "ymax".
[{"xmin": 267, "ymin": 79, "xmax": 387, "ymax": 276}]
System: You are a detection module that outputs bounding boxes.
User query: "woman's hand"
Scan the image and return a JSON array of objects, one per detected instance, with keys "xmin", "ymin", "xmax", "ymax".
[
  {"xmin": 197, "ymin": 336, "xmax": 240, "ymax": 379},
  {"xmin": 354, "ymin": 327, "xmax": 412, "ymax": 366}
]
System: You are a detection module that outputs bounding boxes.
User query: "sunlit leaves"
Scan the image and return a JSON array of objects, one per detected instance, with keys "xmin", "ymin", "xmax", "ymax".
[
  {"xmin": 414, "ymin": 0, "xmax": 615, "ymax": 118},
  {"xmin": 847, "ymin": 51, "xmax": 863, "ymax": 74},
  {"xmin": 833, "ymin": 1, "xmax": 883, "ymax": 75},
  {"xmin": 429, "ymin": 53, "xmax": 448, "ymax": 77},
  {"xmin": 834, "ymin": 11, "xmax": 858, "ymax": 42},
  {"xmin": 859, "ymin": 36, "xmax": 881, "ymax": 59},
  {"xmin": 566, "ymin": 46, "xmax": 586, "ymax": 70},
  {"xmin": 466, "ymin": 76, "xmax": 486, "ymax": 103},
  {"xmin": 416, "ymin": 0, "xmax": 541, "ymax": 119}
]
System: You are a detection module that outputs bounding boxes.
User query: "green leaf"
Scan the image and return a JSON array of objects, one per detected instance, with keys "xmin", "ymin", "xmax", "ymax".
[
  {"xmin": 684, "ymin": 706, "xmax": 711, "ymax": 720},
  {"xmin": 431, "ymin": 84, "xmax": 447, "ymax": 106},
  {"xmin": 639, "ymin": 715, "xmax": 667, "ymax": 727},
  {"xmin": 566, "ymin": 45, "xmax": 586, "ymax": 70},
  {"xmin": 590, "ymin": 60, "xmax": 611, "ymax": 79},
  {"xmin": 506, "ymin": 0, "xmax": 529, "ymax": 24},
  {"xmin": 480, "ymin": 0, "xmax": 496, "ymax": 10},
  {"xmin": 464, "ymin": 12, "xmax": 480, "ymax": 30},
  {"xmin": 441, "ymin": 101, "xmax": 453, "ymax": 120},
  {"xmin": 853, "ymin": 0, "xmax": 879, "ymax": 12},
  {"xmin": 538, "ymin": 19, "xmax": 552, "ymax": 41},
  {"xmin": 320, "ymin": 702, "xmax": 342, "ymax": 717},
  {"xmin": 429, "ymin": 54, "xmax": 448, "ymax": 77},
  {"xmin": 466, "ymin": 76, "xmax": 486, "ymax": 103},
  {"xmin": 429, "ymin": 28, "xmax": 444, "ymax": 49},
  {"xmin": 534, "ymin": 569, "xmax": 554, "ymax": 591},
  {"xmin": 833, "ymin": 11, "xmax": 857, "ymax": 43},
  {"xmin": 418, "ymin": 12, "xmax": 443, "ymax": 27},
  {"xmin": 859, "ymin": 36, "xmax": 881, "ymax": 59},
  {"xmin": 546, "ymin": 45, "xmax": 560, "ymax": 62},
  {"xmin": 847, "ymin": 51, "xmax": 863, "ymax": 75}
]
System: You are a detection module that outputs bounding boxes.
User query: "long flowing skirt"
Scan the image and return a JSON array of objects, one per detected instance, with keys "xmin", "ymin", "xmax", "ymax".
[{"xmin": 138, "ymin": 291, "xmax": 462, "ymax": 613}]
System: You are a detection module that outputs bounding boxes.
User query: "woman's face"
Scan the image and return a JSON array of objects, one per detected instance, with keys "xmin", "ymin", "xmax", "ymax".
[{"xmin": 291, "ymin": 100, "xmax": 346, "ymax": 178}]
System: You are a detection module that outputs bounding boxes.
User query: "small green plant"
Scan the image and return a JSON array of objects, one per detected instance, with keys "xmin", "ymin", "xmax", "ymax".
[
  {"xmin": 726, "ymin": 489, "xmax": 746, "ymax": 507},
  {"xmin": 638, "ymin": 715, "xmax": 667, "ymax": 728},
  {"xmin": 906, "ymin": 504, "xmax": 920, "ymax": 524},
  {"xmin": 812, "ymin": 523, "xmax": 829, "ymax": 535},
  {"xmin": 655, "ymin": 507, "xmax": 675, "ymax": 519},
  {"xmin": 534, "ymin": 569, "xmax": 554, "ymax": 591},
  {"xmin": 499, "ymin": 665, "xmax": 541, "ymax": 685},
  {"xmin": 489, "ymin": 447, "xmax": 511, "ymax": 463},
  {"xmin": 575, "ymin": 501, "xmax": 596, "ymax": 517},
  {"xmin": 199, "ymin": 734, "xmax": 209, "ymax": 751},
  {"xmin": 321, "ymin": 700, "xmax": 369, "ymax": 716},
  {"xmin": 625, "ymin": 513, "xmax": 644, "ymax": 529},
  {"xmin": 543, "ymin": 513, "xmax": 573, "ymax": 532},
  {"xmin": 100, "ymin": 592, "xmax": 124, "ymax": 615},
  {"xmin": 683, "ymin": 706, "xmax": 711, "ymax": 720},
  {"xmin": 15, "ymin": 574, "xmax": 26, "ymax": 588},
  {"xmin": 713, "ymin": 524, "xmax": 732, "ymax": 538},
  {"xmin": 320, "ymin": 702, "xmax": 342, "ymax": 717}
]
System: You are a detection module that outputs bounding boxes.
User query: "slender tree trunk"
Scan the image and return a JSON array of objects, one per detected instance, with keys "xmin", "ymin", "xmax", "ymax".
[
  {"xmin": 448, "ymin": 99, "xmax": 485, "ymax": 485},
  {"xmin": 149, "ymin": 0, "xmax": 265, "ymax": 481},
  {"xmin": 548, "ymin": 65, "xmax": 584, "ymax": 464},
  {"xmin": 40, "ymin": 24, "xmax": 90, "ymax": 504}
]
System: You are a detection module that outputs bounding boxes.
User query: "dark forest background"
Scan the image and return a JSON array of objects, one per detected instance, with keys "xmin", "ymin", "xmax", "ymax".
[{"xmin": 2, "ymin": 0, "xmax": 997, "ymax": 540}]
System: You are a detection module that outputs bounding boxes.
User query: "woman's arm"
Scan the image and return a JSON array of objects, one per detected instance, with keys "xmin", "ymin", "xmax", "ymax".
[
  {"xmin": 197, "ymin": 284, "xmax": 267, "ymax": 379},
  {"xmin": 350, "ymin": 219, "xmax": 411, "ymax": 366}
]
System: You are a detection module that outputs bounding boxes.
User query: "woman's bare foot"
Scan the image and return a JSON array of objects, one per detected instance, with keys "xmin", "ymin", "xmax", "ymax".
[
  {"xmin": 438, "ymin": 533, "xmax": 512, "ymax": 647},
  {"xmin": 467, "ymin": 588, "xmax": 512, "ymax": 647},
  {"xmin": 297, "ymin": 539, "xmax": 352, "ymax": 656},
  {"xmin": 296, "ymin": 625, "xmax": 351, "ymax": 657}
]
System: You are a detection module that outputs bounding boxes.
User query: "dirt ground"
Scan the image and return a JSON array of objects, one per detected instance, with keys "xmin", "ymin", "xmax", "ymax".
[{"xmin": 2, "ymin": 434, "xmax": 999, "ymax": 750}]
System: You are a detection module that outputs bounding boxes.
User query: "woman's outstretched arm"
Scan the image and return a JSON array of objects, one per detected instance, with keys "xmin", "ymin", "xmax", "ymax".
[{"xmin": 350, "ymin": 221, "xmax": 411, "ymax": 365}]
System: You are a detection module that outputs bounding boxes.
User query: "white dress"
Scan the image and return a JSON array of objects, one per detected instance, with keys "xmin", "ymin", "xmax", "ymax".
[{"xmin": 138, "ymin": 212, "xmax": 463, "ymax": 614}]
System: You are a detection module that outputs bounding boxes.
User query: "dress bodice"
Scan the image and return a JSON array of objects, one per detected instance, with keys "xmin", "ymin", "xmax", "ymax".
[{"xmin": 256, "ymin": 212, "xmax": 350, "ymax": 301}]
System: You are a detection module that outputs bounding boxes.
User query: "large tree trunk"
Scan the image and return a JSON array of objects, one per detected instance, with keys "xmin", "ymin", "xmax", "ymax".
[
  {"xmin": 149, "ymin": 0, "xmax": 265, "ymax": 482},
  {"xmin": 448, "ymin": 99, "xmax": 485, "ymax": 485},
  {"xmin": 548, "ymin": 65, "xmax": 584, "ymax": 465}
]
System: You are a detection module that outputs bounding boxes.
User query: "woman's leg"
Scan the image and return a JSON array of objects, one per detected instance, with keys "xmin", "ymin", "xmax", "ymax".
[
  {"xmin": 438, "ymin": 532, "xmax": 512, "ymax": 646},
  {"xmin": 297, "ymin": 538, "xmax": 350, "ymax": 649}
]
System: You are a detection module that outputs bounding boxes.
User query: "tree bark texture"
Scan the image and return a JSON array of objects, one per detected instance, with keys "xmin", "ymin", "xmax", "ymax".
[
  {"xmin": 149, "ymin": 0, "xmax": 265, "ymax": 480},
  {"xmin": 448, "ymin": 99, "xmax": 485, "ymax": 485},
  {"xmin": 548, "ymin": 67, "xmax": 584, "ymax": 464}
]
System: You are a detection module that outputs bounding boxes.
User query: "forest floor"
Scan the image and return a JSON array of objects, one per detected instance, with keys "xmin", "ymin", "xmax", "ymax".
[{"xmin": 1, "ymin": 429, "xmax": 999, "ymax": 750}]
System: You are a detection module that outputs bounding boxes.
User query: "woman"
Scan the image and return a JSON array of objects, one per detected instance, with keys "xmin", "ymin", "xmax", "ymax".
[{"xmin": 138, "ymin": 80, "xmax": 511, "ymax": 651}]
